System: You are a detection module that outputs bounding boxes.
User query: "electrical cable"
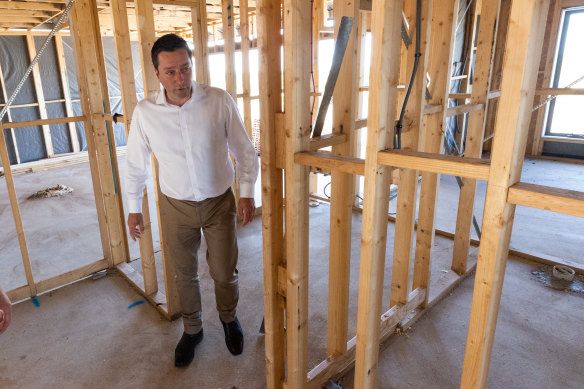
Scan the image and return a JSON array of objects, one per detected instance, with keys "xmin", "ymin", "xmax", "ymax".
[
  {"xmin": 394, "ymin": 0, "xmax": 422, "ymax": 149},
  {"xmin": 324, "ymin": 181, "xmax": 331, "ymax": 199}
]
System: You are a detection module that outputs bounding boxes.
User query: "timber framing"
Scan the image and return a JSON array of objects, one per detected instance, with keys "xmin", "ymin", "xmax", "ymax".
[
  {"xmin": 0, "ymin": 0, "xmax": 261, "ymax": 317},
  {"xmin": 1, "ymin": 0, "xmax": 583, "ymax": 388},
  {"xmin": 258, "ymin": 0, "xmax": 583, "ymax": 388}
]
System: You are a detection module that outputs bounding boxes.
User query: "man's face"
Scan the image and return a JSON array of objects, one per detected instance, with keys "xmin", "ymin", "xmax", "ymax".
[{"xmin": 155, "ymin": 48, "xmax": 193, "ymax": 106}]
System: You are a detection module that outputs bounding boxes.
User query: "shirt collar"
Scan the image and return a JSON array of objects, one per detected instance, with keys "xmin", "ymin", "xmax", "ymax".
[{"xmin": 155, "ymin": 80, "xmax": 199, "ymax": 106}]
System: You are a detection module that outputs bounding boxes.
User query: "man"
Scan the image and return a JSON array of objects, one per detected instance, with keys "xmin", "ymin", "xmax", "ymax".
[
  {"xmin": 125, "ymin": 34, "xmax": 258, "ymax": 368},
  {"xmin": 0, "ymin": 286, "xmax": 11, "ymax": 334}
]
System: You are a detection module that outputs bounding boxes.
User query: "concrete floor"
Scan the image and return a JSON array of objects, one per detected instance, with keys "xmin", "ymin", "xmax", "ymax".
[
  {"xmin": 338, "ymin": 258, "xmax": 584, "ymax": 389},
  {"xmin": 1, "ymin": 157, "xmax": 583, "ymax": 388}
]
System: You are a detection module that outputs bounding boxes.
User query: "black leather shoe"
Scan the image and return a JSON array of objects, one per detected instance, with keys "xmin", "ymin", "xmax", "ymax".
[
  {"xmin": 174, "ymin": 329, "xmax": 203, "ymax": 367},
  {"xmin": 221, "ymin": 317, "xmax": 244, "ymax": 355}
]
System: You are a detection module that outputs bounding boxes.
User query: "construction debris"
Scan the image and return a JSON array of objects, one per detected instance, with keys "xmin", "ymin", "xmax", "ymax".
[{"xmin": 27, "ymin": 184, "xmax": 74, "ymax": 200}]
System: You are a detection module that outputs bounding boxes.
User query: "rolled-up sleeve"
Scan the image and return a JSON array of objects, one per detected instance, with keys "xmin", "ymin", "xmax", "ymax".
[
  {"xmin": 224, "ymin": 92, "xmax": 259, "ymax": 199},
  {"xmin": 125, "ymin": 106, "xmax": 152, "ymax": 213}
]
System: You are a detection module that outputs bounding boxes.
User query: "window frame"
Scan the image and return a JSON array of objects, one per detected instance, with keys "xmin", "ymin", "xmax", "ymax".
[{"xmin": 543, "ymin": 7, "xmax": 584, "ymax": 140}]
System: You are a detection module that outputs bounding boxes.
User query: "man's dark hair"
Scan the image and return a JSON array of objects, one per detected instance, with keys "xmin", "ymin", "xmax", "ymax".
[{"xmin": 151, "ymin": 33, "xmax": 193, "ymax": 70}]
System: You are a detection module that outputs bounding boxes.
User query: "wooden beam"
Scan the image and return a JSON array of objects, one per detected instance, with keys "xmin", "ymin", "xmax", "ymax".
[
  {"xmin": 68, "ymin": 3, "xmax": 112, "ymax": 266},
  {"xmin": 449, "ymin": 93, "xmax": 470, "ymax": 99},
  {"xmin": 0, "ymin": 123, "xmax": 37, "ymax": 297},
  {"xmin": 0, "ymin": 31, "xmax": 72, "ymax": 37},
  {"xmin": 222, "ymin": 0, "xmax": 237, "ymax": 98},
  {"xmin": 92, "ymin": 0, "xmax": 130, "ymax": 266},
  {"xmin": 283, "ymin": 0, "xmax": 311, "ymax": 385},
  {"xmin": 309, "ymin": 133, "xmax": 347, "ymax": 150},
  {"xmin": 275, "ymin": 111, "xmax": 285, "ymax": 169},
  {"xmin": 311, "ymin": 0, "xmax": 321, "ymax": 124},
  {"xmin": 26, "ymin": 35, "xmax": 54, "ymax": 158},
  {"xmin": 355, "ymin": 118, "xmax": 367, "ymax": 129},
  {"xmin": 534, "ymin": 87, "xmax": 584, "ymax": 95},
  {"xmin": 346, "ymin": 197, "xmax": 584, "ymax": 278},
  {"xmin": 257, "ymin": 0, "xmax": 285, "ymax": 387},
  {"xmin": 0, "ymin": 16, "xmax": 45, "ymax": 23},
  {"xmin": 6, "ymin": 259, "xmax": 109, "ymax": 303},
  {"xmin": 507, "ymin": 182, "xmax": 584, "ymax": 218},
  {"xmin": 308, "ymin": 288, "xmax": 426, "ymax": 388},
  {"xmin": 0, "ymin": 61, "xmax": 21, "ymax": 164},
  {"xmin": 276, "ymin": 264, "xmax": 286, "ymax": 297},
  {"xmin": 0, "ymin": 9, "xmax": 54, "ymax": 17},
  {"xmin": 221, "ymin": 0, "xmax": 239, "ymax": 203},
  {"xmin": 460, "ymin": 1, "xmax": 550, "ymax": 387},
  {"xmin": 530, "ymin": 0, "xmax": 561, "ymax": 156},
  {"xmin": 134, "ymin": 0, "xmax": 182, "ymax": 317},
  {"xmin": 2, "ymin": 116, "xmax": 85, "ymax": 129},
  {"xmin": 112, "ymin": 0, "xmax": 158, "ymax": 296},
  {"xmin": 72, "ymin": 0, "xmax": 129, "ymax": 265},
  {"xmin": 240, "ymin": 0, "xmax": 252, "ymax": 138},
  {"xmin": 35, "ymin": 259, "xmax": 108, "ymax": 294},
  {"xmin": 191, "ymin": 0, "xmax": 210, "ymax": 84},
  {"xmin": 307, "ymin": 0, "xmax": 321, "ymax": 198},
  {"xmin": 482, "ymin": 0, "xmax": 511, "ymax": 152},
  {"xmin": 487, "ymin": 90, "xmax": 501, "ymax": 99},
  {"xmin": 116, "ymin": 262, "xmax": 179, "ymax": 320},
  {"xmin": 445, "ymin": 103, "xmax": 483, "ymax": 117},
  {"xmin": 353, "ymin": 12, "xmax": 368, "ymax": 207},
  {"xmin": 295, "ymin": 151, "xmax": 365, "ymax": 176},
  {"xmin": 55, "ymin": 36, "xmax": 80, "ymax": 153},
  {"xmin": 377, "ymin": 150, "xmax": 490, "ymax": 180},
  {"xmin": 327, "ymin": 1, "xmax": 359, "ymax": 358},
  {"xmin": 422, "ymin": 103, "xmax": 442, "ymax": 115},
  {"xmin": 0, "ymin": 148, "xmax": 128, "ymax": 176},
  {"xmin": 412, "ymin": 0, "xmax": 458, "ymax": 307},
  {"xmin": 354, "ymin": 0, "xmax": 402, "ymax": 387},
  {"xmin": 452, "ymin": 0, "xmax": 500, "ymax": 275},
  {"xmin": 360, "ymin": 0, "xmax": 372, "ymax": 11},
  {"xmin": 0, "ymin": 1, "xmax": 63, "ymax": 11},
  {"xmin": 0, "ymin": 22, "xmax": 38, "ymax": 28},
  {"xmin": 390, "ymin": 0, "xmax": 432, "ymax": 309}
]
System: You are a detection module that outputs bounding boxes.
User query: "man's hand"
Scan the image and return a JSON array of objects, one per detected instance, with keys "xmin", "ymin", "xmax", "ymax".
[
  {"xmin": 0, "ymin": 287, "xmax": 12, "ymax": 334},
  {"xmin": 128, "ymin": 213, "xmax": 145, "ymax": 241},
  {"xmin": 238, "ymin": 197, "xmax": 255, "ymax": 226}
]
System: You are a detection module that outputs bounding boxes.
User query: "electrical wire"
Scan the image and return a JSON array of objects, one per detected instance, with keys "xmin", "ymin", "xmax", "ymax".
[
  {"xmin": 324, "ymin": 181, "xmax": 331, "ymax": 199},
  {"xmin": 394, "ymin": 0, "xmax": 422, "ymax": 149}
]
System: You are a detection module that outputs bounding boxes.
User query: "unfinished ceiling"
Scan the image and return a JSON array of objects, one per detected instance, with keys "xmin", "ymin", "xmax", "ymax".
[{"xmin": 0, "ymin": 0, "xmax": 256, "ymax": 35}]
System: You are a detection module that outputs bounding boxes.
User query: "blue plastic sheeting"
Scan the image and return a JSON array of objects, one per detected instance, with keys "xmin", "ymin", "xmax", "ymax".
[
  {"xmin": 0, "ymin": 36, "xmax": 37, "ymax": 106},
  {"xmin": 0, "ymin": 35, "xmax": 146, "ymax": 164},
  {"xmin": 34, "ymin": 36, "xmax": 63, "ymax": 102},
  {"xmin": 9, "ymin": 106, "xmax": 46, "ymax": 163},
  {"xmin": 46, "ymin": 102, "xmax": 71, "ymax": 155},
  {"xmin": 61, "ymin": 36, "xmax": 146, "ymax": 151}
]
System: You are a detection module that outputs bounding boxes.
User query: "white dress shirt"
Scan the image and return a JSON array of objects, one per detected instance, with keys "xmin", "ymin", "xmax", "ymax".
[{"xmin": 125, "ymin": 81, "xmax": 259, "ymax": 213}]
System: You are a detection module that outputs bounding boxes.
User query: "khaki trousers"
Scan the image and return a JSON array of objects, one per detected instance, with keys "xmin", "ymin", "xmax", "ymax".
[{"xmin": 160, "ymin": 188, "xmax": 238, "ymax": 334}]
